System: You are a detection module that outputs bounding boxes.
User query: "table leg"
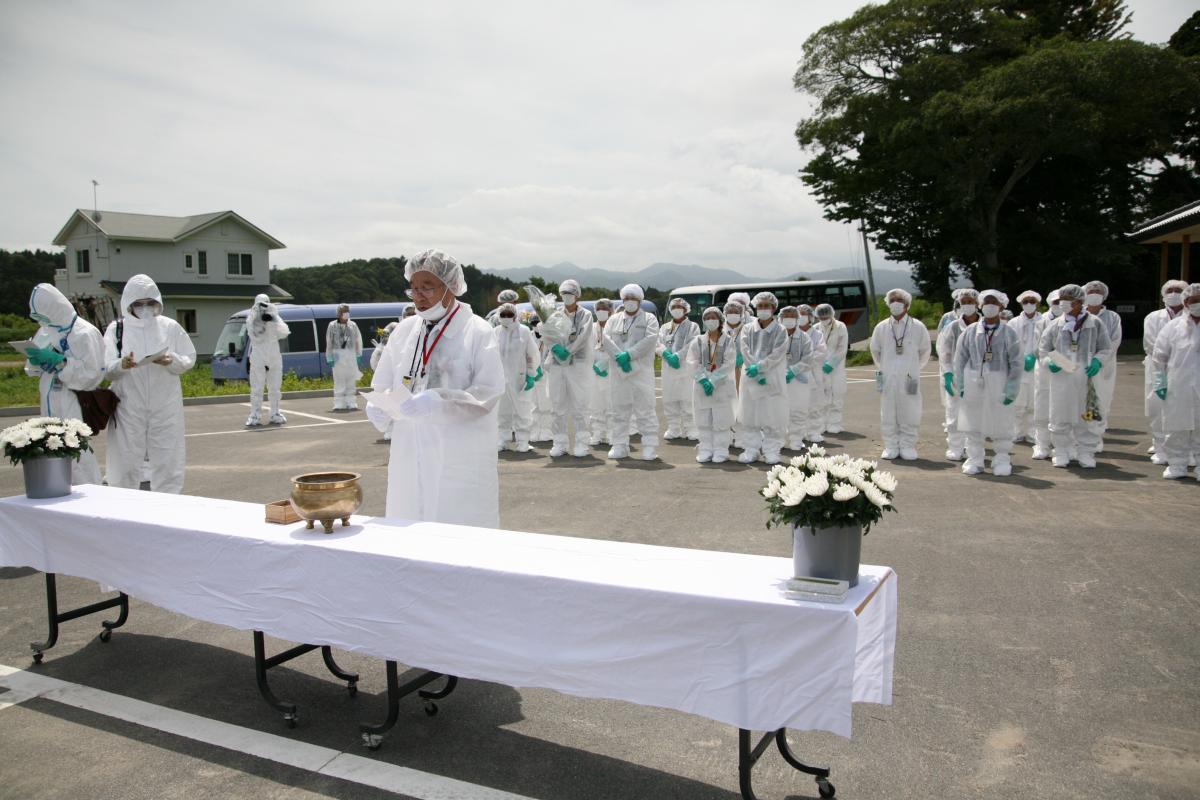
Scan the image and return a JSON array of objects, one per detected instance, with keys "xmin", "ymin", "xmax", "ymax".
[
  {"xmin": 738, "ymin": 728, "xmax": 834, "ymax": 799},
  {"xmin": 30, "ymin": 573, "xmax": 129, "ymax": 664},
  {"xmin": 253, "ymin": 632, "xmax": 361, "ymax": 728},
  {"xmin": 360, "ymin": 662, "xmax": 454, "ymax": 750}
]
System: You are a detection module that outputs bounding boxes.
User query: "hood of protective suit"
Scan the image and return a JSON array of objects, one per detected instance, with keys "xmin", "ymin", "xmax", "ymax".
[
  {"xmin": 254, "ymin": 293, "xmax": 271, "ymax": 308},
  {"xmin": 30, "ymin": 283, "xmax": 77, "ymax": 329},
  {"xmin": 120, "ymin": 274, "xmax": 163, "ymax": 316}
]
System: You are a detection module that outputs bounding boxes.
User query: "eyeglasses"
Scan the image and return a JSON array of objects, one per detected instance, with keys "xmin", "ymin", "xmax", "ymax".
[{"xmin": 405, "ymin": 286, "xmax": 443, "ymax": 299}]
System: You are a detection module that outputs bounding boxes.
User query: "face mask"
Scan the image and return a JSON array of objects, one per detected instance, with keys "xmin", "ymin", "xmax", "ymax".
[
  {"xmin": 1165, "ymin": 293, "xmax": 1184, "ymax": 308},
  {"xmin": 562, "ymin": 293, "xmax": 577, "ymax": 305},
  {"xmin": 704, "ymin": 318, "xmax": 720, "ymax": 332},
  {"xmin": 781, "ymin": 317, "xmax": 797, "ymax": 330},
  {"xmin": 889, "ymin": 301, "xmax": 906, "ymax": 316},
  {"xmin": 757, "ymin": 308, "xmax": 773, "ymax": 321},
  {"xmin": 133, "ymin": 306, "xmax": 155, "ymax": 320},
  {"xmin": 499, "ymin": 318, "xmax": 515, "ymax": 329},
  {"xmin": 959, "ymin": 304, "xmax": 977, "ymax": 317},
  {"xmin": 1049, "ymin": 304, "xmax": 1063, "ymax": 317},
  {"xmin": 670, "ymin": 308, "xmax": 686, "ymax": 320},
  {"xmin": 1022, "ymin": 303, "xmax": 1037, "ymax": 314},
  {"xmin": 623, "ymin": 300, "xmax": 639, "ymax": 313},
  {"xmin": 1085, "ymin": 293, "xmax": 1104, "ymax": 307},
  {"xmin": 1189, "ymin": 303, "xmax": 1200, "ymax": 318},
  {"xmin": 595, "ymin": 310, "xmax": 610, "ymax": 322},
  {"xmin": 417, "ymin": 289, "xmax": 451, "ymax": 321},
  {"xmin": 981, "ymin": 305, "xmax": 1001, "ymax": 319},
  {"xmin": 725, "ymin": 313, "xmax": 741, "ymax": 326},
  {"xmin": 799, "ymin": 314, "xmax": 810, "ymax": 326},
  {"xmin": 30, "ymin": 312, "xmax": 51, "ymax": 326}
]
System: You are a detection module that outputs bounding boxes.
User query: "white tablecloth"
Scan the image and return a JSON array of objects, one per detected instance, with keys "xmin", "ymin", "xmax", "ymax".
[{"xmin": 0, "ymin": 485, "xmax": 896, "ymax": 737}]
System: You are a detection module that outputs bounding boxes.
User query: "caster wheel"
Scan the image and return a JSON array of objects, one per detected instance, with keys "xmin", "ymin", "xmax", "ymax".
[
  {"xmin": 99, "ymin": 629, "xmax": 112, "ymax": 643},
  {"xmin": 32, "ymin": 651, "xmax": 44, "ymax": 664},
  {"xmin": 284, "ymin": 715, "xmax": 298, "ymax": 729},
  {"xmin": 347, "ymin": 682, "xmax": 358, "ymax": 697},
  {"xmin": 424, "ymin": 701, "xmax": 438, "ymax": 717},
  {"xmin": 817, "ymin": 778, "xmax": 835, "ymax": 798}
]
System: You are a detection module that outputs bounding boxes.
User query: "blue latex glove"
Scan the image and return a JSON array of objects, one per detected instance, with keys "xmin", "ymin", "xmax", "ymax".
[
  {"xmin": 746, "ymin": 363, "xmax": 759, "ymax": 378},
  {"xmin": 593, "ymin": 363, "xmax": 608, "ymax": 377},
  {"xmin": 785, "ymin": 368, "xmax": 795, "ymax": 384},
  {"xmin": 735, "ymin": 352, "xmax": 744, "ymax": 368},
  {"xmin": 699, "ymin": 377, "xmax": 714, "ymax": 396},
  {"xmin": 663, "ymin": 350, "xmax": 680, "ymax": 369},
  {"xmin": 534, "ymin": 366, "xmax": 544, "ymax": 381},
  {"xmin": 551, "ymin": 343, "xmax": 570, "ymax": 362},
  {"xmin": 524, "ymin": 374, "xmax": 536, "ymax": 391},
  {"xmin": 1047, "ymin": 362, "xmax": 1062, "ymax": 374},
  {"xmin": 822, "ymin": 361, "xmax": 833, "ymax": 375},
  {"xmin": 1085, "ymin": 357, "xmax": 1102, "ymax": 378},
  {"xmin": 615, "ymin": 351, "xmax": 632, "ymax": 372},
  {"xmin": 1024, "ymin": 353, "xmax": 1036, "ymax": 372},
  {"xmin": 943, "ymin": 372, "xmax": 954, "ymax": 397}
]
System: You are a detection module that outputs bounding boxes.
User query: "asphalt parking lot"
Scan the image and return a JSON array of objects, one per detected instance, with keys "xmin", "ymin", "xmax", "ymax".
[{"xmin": 0, "ymin": 359, "xmax": 1197, "ymax": 800}]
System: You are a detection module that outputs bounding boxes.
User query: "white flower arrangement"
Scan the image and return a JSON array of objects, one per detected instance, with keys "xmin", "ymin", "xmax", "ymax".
[
  {"xmin": 524, "ymin": 285, "xmax": 573, "ymax": 345},
  {"xmin": 2, "ymin": 417, "xmax": 93, "ymax": 465},
  {"xmin": 761, "ymin": 445, "xmax": 898, "ymax": 534}
]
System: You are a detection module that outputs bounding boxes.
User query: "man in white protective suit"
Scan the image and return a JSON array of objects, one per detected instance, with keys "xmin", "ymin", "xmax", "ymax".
[
  {"xmin": 736, "ymin": 292, "xmax": 789, "ymax": 465},
  {"xmin": 870, "ymin": 288, "xmax": 932, "ymax": 460},
  {"xmin": 102, "ymin": 274, "xmax": 196, "ymax": 493},
  {"xmin": 245, "ymin": 293, "xmax": 290, "ymax": 426},
  {"xmin": 1006, "ymin": 290, "xmax": 1042, "ymax": 445},
  {"xmin": 657, "ymin": 296, "xmax": 701, "ymax": 440},
  {"xmin": 936, "ymin": 288, "xmax": 980, "ymax": 462},
  {"xmin": 367, "ymin": 250, "xmax": 505, "ymax": 527},
  {"xmin": 602, "ymin": 284, "xmax": 660, "ymax": 460},
  {"xmin": 815, "ymin": 303, "xmax": 849, "ymax": 434},
  {"xmin": 1083, "ymin": 280, "xmax": 1122, "ymax": 450},
  {"xmin": 326, "ymin": 304, "xmax": 363, "ymax": 411},
  {"xmin": 952, "ymin": 289, "xmax": 1022, "ymax": 477},
  {"xmin": 1152, "ymin": 282, "xmax": 1200, "ymax": 480},
  {"xmin": 546, "ymin": 279, "xmax": 595, "ymax": 458},
  {"xmin": 25, "ymin": 283, "xmax": 105, "ymax": 485},
  {"xmin": 369, "ymin": 321, "xmax": 399, "ymax": 441},
  {"xmin": 493, "ymin": 303, "xmax": 540, "ymax": 453},
  {"xmin": 1143, "ymin": 280, "xmax": 1188, "ymax": 464}
]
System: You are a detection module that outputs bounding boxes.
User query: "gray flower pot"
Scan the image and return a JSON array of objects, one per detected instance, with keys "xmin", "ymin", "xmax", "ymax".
[
  {"xmin": 23, "ymin": 455, "xmax": 72, "ymax": 499},
  {"xmin": 792, "ymin": 523, "xmax": 862, "ymax": 587}
]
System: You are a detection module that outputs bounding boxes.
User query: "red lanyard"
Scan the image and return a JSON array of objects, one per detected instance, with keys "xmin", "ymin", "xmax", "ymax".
[{"xmin": 419, "ymin": 303, "xmax": 462, "ymax": 375}]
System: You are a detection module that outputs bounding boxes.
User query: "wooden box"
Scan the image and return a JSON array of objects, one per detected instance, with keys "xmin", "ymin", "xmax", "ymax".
[{"xmin": 265, "ymin": 499, "xmax": 301, "ymax": 524}]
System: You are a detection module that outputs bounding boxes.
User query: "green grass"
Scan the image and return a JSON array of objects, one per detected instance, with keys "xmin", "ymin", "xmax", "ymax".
[
  {"xmin": 0, "ymin": 314, "xmax": 38, "ymax": 357},
  {"xmin": 846, "ymin": 350, "xmax": 875, "ymax": 367}
]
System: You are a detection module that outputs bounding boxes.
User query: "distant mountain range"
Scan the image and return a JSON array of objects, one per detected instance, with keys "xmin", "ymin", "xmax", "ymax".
[{"xmin": 483, "ymin": 261, "xmax": 917, "ymax": 295}]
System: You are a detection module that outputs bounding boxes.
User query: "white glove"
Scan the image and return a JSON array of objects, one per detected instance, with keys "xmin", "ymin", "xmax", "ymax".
[{"xmin": 401, "ymin": 391, "xmax": 440, "ymax": 418}]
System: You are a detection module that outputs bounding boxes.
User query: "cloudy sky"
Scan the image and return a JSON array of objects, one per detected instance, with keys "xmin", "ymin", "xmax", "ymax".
[{"xmin": 0, "ymin": 1, "xmax": 1188, "ymax": 278}]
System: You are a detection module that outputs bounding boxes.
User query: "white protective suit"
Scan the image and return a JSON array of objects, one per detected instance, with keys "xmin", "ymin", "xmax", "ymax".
[
  {"xmin": 246, "ymin": 293, "xmax": 290, "ymax": 424},
  {"xmin": 1007, "ymin": 309, "xmax": 1042, "ymax": 442},
  {"xmin": 368, "ymin": 303, "xmax": 505, "ymax": 526},
  {"xmin": 870, "ymin": 314, "xmax": 932, "ymax": 457},
  {"xmin": 326, "ymin": 312, "xmax": 363, "ymax": 410},
  {"xmin": 1038, "ymin": 312, "xmax": 1113, "ymax": 466},
  {"xmin": 657, "ymin": 315, "xmax": 701, "ymax": 439},
  {"xmin": 1152, "ymin": 312, "xmax": 1200, "ymax": 477},
  {"xmin": 494, "ymin": 319, "xmax": 540, "ymax": 450},
  {"xmin": 25, "ymin": 283, "xmax": 104, "ymax": 484},
  {"xmin": 369, "ymin": 322, "xmax": 399, "ymax": 440},
  {"xmin": 588, "ymin": 319, "xmax": 614, "ymax": 444},
  {"xmin": 817, "ymin": 315, "xmax": 849, "ymax": 431},
  {"xmin": 532, "ymin": 329, "xmax": 554, "ymax": 440},
  {"xmin": 602, "ymin": 306, "xmax": 660, "ymax": 454},
  {"xmin": 686, "ymin": 329, "xmax": 737, "ymax": 461},
  {"xmin": 547, "ymin": 306, "xmax": 595, "ymax": 455},
  {"xmin": 1091, "ymin": 306, "xmax": 1122, "ymax": 435},
  {"xmin": 936, "ymin": 315, "xmax": 977, "ymax": 459},
  {"xmin": 798, "ymin": 322, "xmax": 827, "ymax": 441},
  {"xmin": 953, "ymin": 318, "xmax": 1022, "ymax": 474},
  {"xmin": 103, "ymin": 275, "xmax": 196, "ymax": 492},
  {"xmin": 783, "ymin": 325, "xmax": 815, "ymax": 450},
  {"xmin": 1143, "ymin": 304, "xmax": 1186, "ymax": 458},
  {"xmin": 736, "ymin": 319, "xmax": 789, "ymax": 462},
  {"xmin": 1031, "ymin": 307, "xmax": 1057, "ymax": 458}
]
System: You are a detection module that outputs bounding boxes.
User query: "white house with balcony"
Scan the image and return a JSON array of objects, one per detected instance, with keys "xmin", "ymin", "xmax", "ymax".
[{"xmin": 51, "ymin": 208, "xmax": 292, "ymax": 355}]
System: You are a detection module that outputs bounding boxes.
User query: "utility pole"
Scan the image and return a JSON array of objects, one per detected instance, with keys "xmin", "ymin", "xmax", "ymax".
[{"xmin": 859, "ymin": 221, "xmax": 878, "ymax": 325}]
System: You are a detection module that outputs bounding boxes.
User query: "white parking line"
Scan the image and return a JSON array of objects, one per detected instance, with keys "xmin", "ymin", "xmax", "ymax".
[
  {"xmin": 238, "ymin": 403, "xmax": 344, "ymax": 424},
  {"xmin": 186, "ymin": 419, "xmax": 371, "ymax": 439},
  {"xmin": 0, "ymin": 664, "xmax": 533, "ymax": 800}
]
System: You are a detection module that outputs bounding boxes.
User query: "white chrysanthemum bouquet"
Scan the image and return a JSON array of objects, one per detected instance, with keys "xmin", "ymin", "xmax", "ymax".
[
  {"xmin": 2, "ymin": 417, "xmax": 94, "ymax": 466},
  {"xmin": 761, "ymin": 446, "xmax": 898, "ymax": 534},
  {"xmin": 524, "ymin": 285, "xmax": 573, "ymax": 345}
]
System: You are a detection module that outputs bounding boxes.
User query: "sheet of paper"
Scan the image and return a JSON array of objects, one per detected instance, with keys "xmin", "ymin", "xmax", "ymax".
[
  {"xmin": 361, "ymin": 387, "xmax": 413, "ymax": 420},
  {"xmin": 8, "ymin": 340, "xmax": 37, "ymax": 357},
  {"xmin": 136, "ymin": 347, "xmax": 170, "ymax": 366},
  {"xmin": 1047, "ymin": 350, "xmax": 1079, "ymax": 373}
]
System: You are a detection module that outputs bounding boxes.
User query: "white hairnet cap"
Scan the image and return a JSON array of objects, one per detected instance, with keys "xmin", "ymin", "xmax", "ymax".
[
  {"xmin": 1186, "ymin": 283, "xmax": 1200, "ymax": 299},
  {"xmin": 254, "ymin": 293, "xmax": 271, "ymax": 306},
  {"xmin": 1058, "ymin": 284, "xmax": 1085, "ymax": 302},
  {"xmin": 620, "ymin": 283, "xmax": 644, "ymax": 301},
  {"xmin": 559, "ymin": 279, "xmax": 581, "ymax": 296},
  {"xmin": 751, "ymin": 291, "xmax": 778, "ymax": 307},
  {"xmin": 1017, "ymin": 290, "xmax": 1041, "ymax": 304},
  {"xmin": 886, "ymin": 288, "xmax": 913, "ymax": 305},
  {"xmin": 497, "ymin": 289, "xmax": 519, "ymax": 303},
  {"xmin": 406, "ymin": 249, "xmax": 467, "ymax": 296},
  {"xmin": 594, "ymin": 298, "xmax": 612, "ymax": 308},
  {"xmin": 1047, "ymin": 289, "xmax": 1060, "ymax": 303},
  {"xmin": 702, "ymin": 306, "xmax": 725, "ymax": 321},
  {"xmin": 723, "ymin": 300, "xmax": 743, "ymax": 313},
  {"xmin": 980, "ymin": 289, "xmax": 1009, "ymax": 307},
  {"xmin": 497, "ymin": 303, "xmax": 517, "ymax": 315},
  {"xmin": 957, "ymin": 288, "xmax": 979, "ymax": 302},
  {"xmin": 779, "ymin": 305, "xmax": 798, "ymax": 316},
  {"xmin": 1162, "ymin": 280, "xmax": 1188, "ymax": 295},
  {"xmin": 669, "ymin": 296, "xmax": 690, "ymax": 312},
  {"xmin": 815, "ymin": 303, "xmax": 835, "ymax": 317},
  {"xmin": 798, "ymin": 304, "xmax": 814, "ymax": 314},
  {"xmin": 950, "ymin": 288, "xmax": 964, "ymax": 301},
  {"xmin": 1083, "ymin": 280, "xmax": 1109, "ymax": 299},
  {"xmin": 727, "ymin": 292, "xmax": 751, "ymax": 308}
]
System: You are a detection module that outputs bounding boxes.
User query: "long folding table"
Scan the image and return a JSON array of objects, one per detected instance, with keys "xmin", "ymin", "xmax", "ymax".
[{"xmin": 0, "ymin": 485, "xmax": 897, "ymax": 799}]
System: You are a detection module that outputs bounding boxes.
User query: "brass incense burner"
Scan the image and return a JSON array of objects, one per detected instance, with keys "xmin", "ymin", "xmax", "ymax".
[{"xmin": 289, "ymin": 472, "xmax": 363, "ymax": 533}]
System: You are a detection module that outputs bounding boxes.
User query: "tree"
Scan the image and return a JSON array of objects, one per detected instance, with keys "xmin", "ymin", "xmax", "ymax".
[
  {"xmin": 795, "ymin": 0, "xmax": 1200, "ymax": 301},
  {"xmin": 0, "ymin": 249, "xmax": 62, "ymax": 316}
]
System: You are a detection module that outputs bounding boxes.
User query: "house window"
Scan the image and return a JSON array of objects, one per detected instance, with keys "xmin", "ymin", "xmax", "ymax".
[
  {"xmin": 184, "ymin": 253, "xmax": 194, "ymax": 272},
  {"xmin": 198, "ymin": 250, "xmax": 207, "ymax": 276},
  {"xmin": 76, "ymin": 249, "xmax": 90, "ymax": 274},
  {"xmin": 226, "ymin": 252, "xmax": 253, "ymax": 277},
  {"xmin": 176, "ymin": 309, "xmax": 198, "ymax": 335}
]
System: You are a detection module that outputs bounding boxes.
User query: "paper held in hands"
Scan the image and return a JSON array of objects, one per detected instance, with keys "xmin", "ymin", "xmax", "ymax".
[
  {"xmin": 1047, "ymin": 350, "xmax": 1079, "ymax": 373},
  {"xmin": 8, "ymin": 340, "xmax": 38, "ymax": 357},
  {"xmin": 129, "ymin": 348, "xmax": 169, "ymax": 366},
  {"xmin": 362, "ymin": 387, "xmax": 413, "ymax": 420},
  {"xmin": 363, "ymin": 386, "xmax": 496, "ymax": 420}
]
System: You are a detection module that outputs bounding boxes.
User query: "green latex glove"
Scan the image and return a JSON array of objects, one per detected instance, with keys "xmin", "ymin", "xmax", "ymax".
[
  {"xmin": 1154, "ymin": 372, "xmax": 1167, "ymax": 400},
  {"xmin": 593, "ymin": 363, "xmax": 608, "ymax": 377},
  {"xmin": 1024, "ymin": 353, "xmax": 1036, "ymax": 372},
  {"xmin": 28, "ymin": 346, "xmax": 65, "ymax": 369},
  {"xmin": 757, "ymin": 377, "xmax": 767, "ymax": 385},
  {"xmin": 534, "ymin": 366, "xmax": 544, "ymax": 381},
  {"xmin": 1047, "ymin": 362, "xmax": 1062, "ymax": 374},
  {"xmin": 1002, "ymin": 397, "xmax": 1014, "ymax": 406},
  {"xmin": 1085, "ymin": 357, "xmax": 1102, "ymax": 378},
  {"xmin": 1156, "ymin": 387, "xmax": 1167, "ymax": 400},
  {"xmin": 822, "ymin": 361, "xmax": 833, "ymax": 374},
  {"xmin": 746, "ymin": 363, "xmax": 759, "ymax": 378},
  {"xmin": 943, "ymin": 372, "xmax": 954, "ymax": 397},
  {"xmin": 326, "ymin": 354, "xmax": 336, "ymax": 366},
  {"xmin": 735, "ymin": 352, "xmax": 744, "ymax": 368},
  {"xmin": 663, "ymin": 350, "xmax": 680, "ymax": 369},
  {"xmin": 551, "ymin": 343, "xmax": 570, "ymax": 362},
  {"xmin": 786, "ymin": 368, "xmax": 795, "ymax": 384},
  {"xmin": 524, "ymin": 374, "xmax": 536, "ymax": 391},
  {"xmin": 615, "ymin": 351, "xmax": 632, "ymax": 372},
  {"xmin": 699, "ymin": 377, "xmax": 714, "ymax": 396}
]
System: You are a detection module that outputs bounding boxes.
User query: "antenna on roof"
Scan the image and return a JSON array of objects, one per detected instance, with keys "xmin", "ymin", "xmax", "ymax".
[{"xmin": 91, "ymin": 180, "xmax": 102, "ymax": 222}]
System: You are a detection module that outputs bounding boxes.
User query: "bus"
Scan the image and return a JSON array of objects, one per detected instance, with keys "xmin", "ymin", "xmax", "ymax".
[
  {"xmin": 668, "ymin": 280, "xmax": 871, "ymax": 342},
  {"xmin": 210, "ymin": 302, "xmax": 410, "ymax": 383}
]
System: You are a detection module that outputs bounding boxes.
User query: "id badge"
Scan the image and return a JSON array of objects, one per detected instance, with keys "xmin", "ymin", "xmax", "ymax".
[
  {"xmin": 905, "ymin": 374, "xmax": 919, "ymax": 395},
  {"xmin": 1070, "ymin": 341, "xmax": 1079, "ymax": 353},
  {"xmin": 895, "ymin": 343, "xmax": 904, "ymax": 355},
  {"xmin": 984, "ymin": 351, "xmax": 993, "ymax": 363},
  {"xmin": 402, "ymin": 374, "xmax": 414, "ymax": 387}
]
